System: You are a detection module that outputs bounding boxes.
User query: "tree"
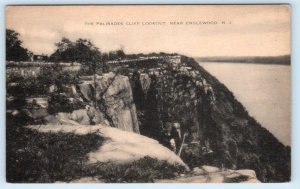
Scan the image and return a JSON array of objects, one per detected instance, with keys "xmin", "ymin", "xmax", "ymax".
[
  {"xmin": 50, "ymin": 38, "xmax": 101, "ymax": 62},
  {"xmin": 6, "ymin": 29, "xmax": 31, "ymax": 61},
  {"xmin": 50, "ymin": 38, "xmax": 104, "ymax": 74},
  {"xmin": 108, "ymin": 49, "xmax": 125, "ymax": 60}
]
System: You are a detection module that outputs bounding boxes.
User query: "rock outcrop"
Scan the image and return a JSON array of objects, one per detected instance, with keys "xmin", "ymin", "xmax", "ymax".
[
  {"xmin": 26, "ymin": 124, "xmax": 188, "ymax": 169},
  {"xmin": 78, "ymin": 73, "xmax": 139, "ymax": 133},
  {"xmin": 156, "ymin": 165, "xmax": 260, "ymax": 183}
]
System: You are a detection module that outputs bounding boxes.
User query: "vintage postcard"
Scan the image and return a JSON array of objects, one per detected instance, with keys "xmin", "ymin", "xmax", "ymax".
[{"xmin": 6, "ymin": 5, "xmax": 291, "ymax": 183}]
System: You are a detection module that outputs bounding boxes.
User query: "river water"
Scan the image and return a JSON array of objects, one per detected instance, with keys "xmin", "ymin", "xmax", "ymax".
[{"xmin": 199, "ymin": 62, "xmax": 291, "ymax": 146}]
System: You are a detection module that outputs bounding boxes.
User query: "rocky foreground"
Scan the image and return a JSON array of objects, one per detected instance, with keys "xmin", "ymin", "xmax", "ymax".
[
  {"xmin": 27, "ymin": 124, "xmax": 259, "ymax": 183},
  {"xmin": 156, "ymin": 166, "xmax": 260, "ymax": 183},
  {"xmin": 27, "ymin": 124, "xmax": 187, "ymax": 168},
  {"xmin": 68, "ymin": 166, "xmax": 260, "ymax": 183}
]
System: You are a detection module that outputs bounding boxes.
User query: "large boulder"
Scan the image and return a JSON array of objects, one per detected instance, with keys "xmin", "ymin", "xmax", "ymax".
[
  {"xmin": 26, "ymin": 124, "xmax": 188, "ymax": 170},
  {"xmin": 78, "ymin": 73, "xmax": 139, "ymax": 133}
]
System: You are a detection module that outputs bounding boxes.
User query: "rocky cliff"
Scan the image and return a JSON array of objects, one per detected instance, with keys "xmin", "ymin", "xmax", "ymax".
[
  {"xmin": 6, "ymin": 54, "xmax": 290, "ymax": 183},
  {"xmin": 125, "ymin": 56, "xmax": 290, "ymax": 182},
  {"xmin": 77, "ymin": 72, "xmax": 139, "ymax": 133}
]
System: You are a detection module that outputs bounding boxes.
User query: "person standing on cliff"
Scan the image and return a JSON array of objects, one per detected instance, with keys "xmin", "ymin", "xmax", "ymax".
[
  {"xmin": 160, "ymin": 121, "xmax": 181, "ymax": 153},
  {"xmin": 172, "ymin": 122, "xmax": 182, "ymax": 153}
]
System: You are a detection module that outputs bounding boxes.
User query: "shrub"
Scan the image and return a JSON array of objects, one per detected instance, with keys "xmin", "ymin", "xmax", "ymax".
[{"xmin": 87, "ymin": 156, "xmax": 185, "ymax": 183}]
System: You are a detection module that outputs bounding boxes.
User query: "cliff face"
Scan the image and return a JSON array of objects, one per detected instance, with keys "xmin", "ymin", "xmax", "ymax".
[
  {"xmin": 78, "ymin": 73, "xmax": 139, "ymax": 133},
  {"xmin": 126, "ymin": 56, "xmax": 290, "ymax": 182},
  {"xmin": 184, "ymin": 57, "xmax": 291, "ymax": 182}
]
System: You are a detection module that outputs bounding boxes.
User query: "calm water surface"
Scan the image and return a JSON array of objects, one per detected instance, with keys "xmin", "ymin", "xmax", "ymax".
[{"xmin": 200, "ymin": 62, "xmax": 291, "ymax": 146}]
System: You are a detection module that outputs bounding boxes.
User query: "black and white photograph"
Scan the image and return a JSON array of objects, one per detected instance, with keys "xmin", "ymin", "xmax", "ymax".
[{"xmin": 5, "ymin": 5, "xmax": 291, "ymax": 183}]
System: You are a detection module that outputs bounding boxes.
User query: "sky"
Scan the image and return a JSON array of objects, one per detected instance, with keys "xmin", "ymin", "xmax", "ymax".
[{"xmin": 6, "ymin": 5, "xmax": 290, "ymax": 57}]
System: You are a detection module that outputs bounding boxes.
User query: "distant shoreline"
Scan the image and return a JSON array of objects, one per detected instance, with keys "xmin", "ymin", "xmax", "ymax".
[{"xmin": 195, "ymin": 55, "xmax": 290, "ymax": 65}]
